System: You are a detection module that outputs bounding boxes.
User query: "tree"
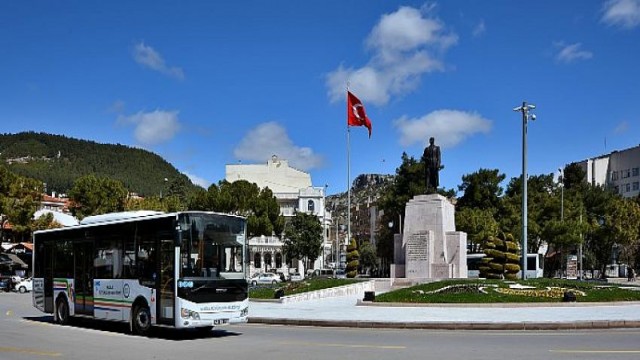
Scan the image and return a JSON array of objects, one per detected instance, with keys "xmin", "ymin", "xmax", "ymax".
[
  {"xmin": 283, "ymin": 212, "xmax": 323, "ymax": 271},
  {"xmin": 69, "ymin": 174, "xmax": 128, "ymax": 219},
  {"xmin": 457, "ymin": 169, "xmax": 505, "ymax": 211},
  {"xmin": 0, "ymin": 167, "xmax": 44, "ymax": 241},
  {"xmin": 456, "ymin": 207, "xmax": 498, "ymax": 253},
  {"xmin": 31, "ymin": 212, "xmax": 63, "ymax": 231},
  {"xmin": 562, "ymin": 162, "xmax": 588, "ymax": 192},
  {"xmin": 346, "ymin": 238, "xmax": 359, "ymax": 278},
  {"xmin": 194, "ymin": 180, "xmax": 284, "ymax": 237},
  {"xmin": 359, "ymin": 241, "xmax": 377, "ymax": 275}
]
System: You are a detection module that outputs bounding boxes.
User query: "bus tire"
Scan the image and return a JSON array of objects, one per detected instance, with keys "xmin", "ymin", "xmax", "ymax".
[
  {"xmin": 55, "ymin": 297, "xmax": 70, "ymax": 325},
  {"xmin": 132, "ymin": 305, "xmax": 152, "ymax": 336}
]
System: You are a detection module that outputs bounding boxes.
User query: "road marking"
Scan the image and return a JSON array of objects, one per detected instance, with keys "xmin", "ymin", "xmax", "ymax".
[
  {"xmin": 279, "ymin": 341, "xmax": 405, "ymax": 349},
  {"xmin": 551, "ymin": 350, "xmax": 640, "ymax": 354},
  {"xmin": 0, "ymin": 346, "xmax": 62, "ymax": 357}
]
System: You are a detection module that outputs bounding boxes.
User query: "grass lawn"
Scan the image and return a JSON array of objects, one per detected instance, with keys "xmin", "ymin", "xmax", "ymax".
[
  {"xmin": 249, "ymin": 278, "xmax": 361, "ymax": 299},
  {"xmin": 374, "ymin": 278, "xmax": 640, "ymax": 303}
]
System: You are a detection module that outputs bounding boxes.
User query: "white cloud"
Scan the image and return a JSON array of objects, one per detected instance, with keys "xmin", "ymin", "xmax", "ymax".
[
  {"xmin": 118, "ymin": 110, "xmax": 181, "ymax": 145},
  {"xmin": 132, "ymin": 42, "xmax": 185, "ymax": 80},
  {"xmin": 326, "ymin": 5, "xmax": 457, "ymax": 106},
  {"xmin": 394, "ymin": 109, "xmax": 492, "ymax": 148},
  {"xmin": 183, "ymin": 171, "xmax": 210, "ymax": 188},
  {"xmin": 602, "ymin": 0, "xmax": 640, "ymax": 29},
  {"xmin": 233, "ymin": 122, "xmax": 323, "ymax": 171},
  {"xmin": 556, "ymin": 42, "xmax": 593, "ymax": 63},
  {"xmin": 613, "ymin": 121, "xmax": 629, "ymax": 134},
  {"xmin": 472, "ymin": 20, "xmax": 486, "ymax": 37}
]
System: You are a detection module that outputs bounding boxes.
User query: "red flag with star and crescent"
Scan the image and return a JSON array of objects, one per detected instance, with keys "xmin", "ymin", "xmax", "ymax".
[{"xmin": 347, "ymin": 91, "xmax": 372, "ymax": 138}]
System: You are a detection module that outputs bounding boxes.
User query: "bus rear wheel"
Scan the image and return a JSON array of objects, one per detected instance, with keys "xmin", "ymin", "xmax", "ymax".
[
  {"xmin": 132, "ymin": 305, "xmax": 151, "ymax": 336},
  {"xmin": 55, "ymin": 298, "xmax": 70, "ymax": 325}
]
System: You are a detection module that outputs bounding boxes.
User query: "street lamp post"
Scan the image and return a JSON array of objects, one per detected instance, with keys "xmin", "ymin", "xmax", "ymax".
[
  {"xmin": 559, "ymin": 168, "xmax": 564, "ymax": 222},
  {"xmin": 513, "ymin": 101, "xmax": 536, "ymax": 280}
]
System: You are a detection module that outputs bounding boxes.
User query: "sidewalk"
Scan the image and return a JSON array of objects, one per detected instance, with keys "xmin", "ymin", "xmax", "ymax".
[{"xmin": 248, "ymin": 281, "xmax": 640, "ymax": 330}]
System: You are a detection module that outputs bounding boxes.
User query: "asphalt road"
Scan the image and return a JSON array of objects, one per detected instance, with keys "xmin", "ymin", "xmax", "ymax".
[{"xmin": 2, "ymin": 292, "xmax": 640, "ymax": 360}]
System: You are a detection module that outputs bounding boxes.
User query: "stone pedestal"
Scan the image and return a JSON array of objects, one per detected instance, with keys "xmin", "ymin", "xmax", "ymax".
[{"xmin": 392, "ymin": 194, "xmax": 467, "ymax": 281}]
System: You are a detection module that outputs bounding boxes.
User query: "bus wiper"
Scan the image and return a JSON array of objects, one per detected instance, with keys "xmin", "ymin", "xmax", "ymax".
[{"xmin": 191, "ymin": 284, "xmax": 207, "ymax": 292}]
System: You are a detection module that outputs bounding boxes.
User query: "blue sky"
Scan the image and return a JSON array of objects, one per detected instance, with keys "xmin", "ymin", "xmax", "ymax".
[{"xmin": 1, "ymin": 1, "xmax": 639, "ymax": 196}]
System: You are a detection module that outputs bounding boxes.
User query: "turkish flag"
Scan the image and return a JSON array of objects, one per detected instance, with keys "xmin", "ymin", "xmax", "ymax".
[{"xmin": 347, "ymin": 91, "xmax": 372, "ymax": 138}]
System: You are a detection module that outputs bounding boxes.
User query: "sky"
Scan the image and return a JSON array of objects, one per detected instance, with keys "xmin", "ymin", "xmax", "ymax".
[{"xmin": 1, "ymin": 1, "xmax": 639, "ymax": 196}]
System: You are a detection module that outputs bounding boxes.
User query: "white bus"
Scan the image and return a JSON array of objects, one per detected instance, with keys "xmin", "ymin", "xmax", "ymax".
[{"xmin": 32, "ymin": 211, "xmax": 249, "ymax": 335}]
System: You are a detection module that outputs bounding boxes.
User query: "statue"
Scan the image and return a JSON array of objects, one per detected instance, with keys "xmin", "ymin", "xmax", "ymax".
[{"xmin": 422, "ymin": 137, "xmax": 442, "ymax": 191}]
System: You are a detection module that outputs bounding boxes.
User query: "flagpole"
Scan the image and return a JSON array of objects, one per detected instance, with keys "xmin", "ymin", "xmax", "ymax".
[{"xmin": 346, "ymin": 90, "xmax": 352, "ymax": 272}]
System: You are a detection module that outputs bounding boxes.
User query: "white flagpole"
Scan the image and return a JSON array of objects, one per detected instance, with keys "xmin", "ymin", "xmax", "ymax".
[{"xmin": 346, "ymin": 87, "xmax": 352, "ymax": 271}]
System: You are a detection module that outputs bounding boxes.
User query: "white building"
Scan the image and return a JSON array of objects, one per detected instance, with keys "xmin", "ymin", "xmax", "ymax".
[
  {"xmin": 574, "ymin": 144, "xmax": 640, "ymax": 198},
  {"xmin": 225, "ymin": 155, "xmax": 332, "ymax": 277}
]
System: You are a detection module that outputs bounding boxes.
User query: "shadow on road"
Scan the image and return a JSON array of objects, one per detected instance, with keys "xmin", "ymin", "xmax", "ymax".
[{"xmin": 23, "ymin": 316, "xmax": 242, "ymax": 341}]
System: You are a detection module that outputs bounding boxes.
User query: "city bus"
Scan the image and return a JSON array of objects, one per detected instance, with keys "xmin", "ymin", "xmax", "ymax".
[{"xmin": 32, "ymin": 211, "xmax": 249, "ymax": 335}]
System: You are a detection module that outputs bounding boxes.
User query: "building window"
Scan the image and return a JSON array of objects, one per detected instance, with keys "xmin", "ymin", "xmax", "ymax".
[
  {"xmin": 307, "ymin": 199, "xmax": 315, "ymax": 213},
  {"xmin": 622, "ymin": 169, "xmax": 631, "ymax": 178},
  {"xmin": 611, "ymin": 171, "xmax": 619, "ymax": 181},
  {"xmin": 614, "ymin": 185, "xmax": 620, "ymax": 194},
  {"xmin": 633, "ymin": 168, "xmax": 639, "ymax": 177},
  {"xmin": 626, "ymin": 183, "xmax": 631, "ymax": 192},
  {"xmin": 633, "ymin": 182, "xmax": 639, "ymax": 191}
]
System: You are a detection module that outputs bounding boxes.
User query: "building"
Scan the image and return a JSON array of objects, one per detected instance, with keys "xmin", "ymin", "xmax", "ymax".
[
  {"xmin": 225, "ymin": 155, "xmax": 332, "ymax": 276},
  {"xmin": 574, "ymin": 144, "xmax": 640, "ymax": 198}
]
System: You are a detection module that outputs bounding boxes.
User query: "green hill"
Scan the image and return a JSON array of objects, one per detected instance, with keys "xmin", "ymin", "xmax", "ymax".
[{"xmin": 0, "ymin": 132, "xmax": 196, "ymax": 196}]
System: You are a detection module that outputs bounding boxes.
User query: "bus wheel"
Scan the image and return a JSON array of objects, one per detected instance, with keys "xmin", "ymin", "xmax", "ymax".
[
  {"xmin": 132, "ymin": 305, "xmax": 151, "ymax": 336},
  {"xmin": 55, "ymin": 298, "xmax": 70, "ymax": 325}
]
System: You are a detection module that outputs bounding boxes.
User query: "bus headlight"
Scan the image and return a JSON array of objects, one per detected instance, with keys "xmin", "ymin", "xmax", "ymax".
[{"xmin": 180, "ymin": 308, "xmax": 200, "ymax": 320}]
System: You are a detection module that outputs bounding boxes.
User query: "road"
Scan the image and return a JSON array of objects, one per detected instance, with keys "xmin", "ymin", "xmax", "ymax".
[{"xmin": 2, "ymin": 292, "xmax": 640, "ymax": 360}]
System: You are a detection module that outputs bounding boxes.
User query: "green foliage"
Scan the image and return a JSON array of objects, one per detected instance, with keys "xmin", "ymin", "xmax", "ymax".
[
  {"xmin": 374, "ymin": 279, "xmax": 640, "ymax": 303},
  {"xmin": 479, "ymin": 232, "xmax": 520, "ymax": 280},
  {"xmin": 358, "ymin": 242, "xmax": 377, "ymax": 274},
  {"xmin": 249, "ymin": 278, "xmax": 360, "ymax": 299},
  {"xmin": 69, "ymin": 174, "xmax": 128, "ymax": 219},
  {"xmin": 456, "ymin": 207, "xmax": 498, "ymax": 253},
  {"xmin": 457, "ymin": 168, "xmax": 506, "ymax": 211},
  {"xmin": 0, "ymin": 132, "xmax": 198, "ymax": 197},
  {"xmin": 0, "ymin": 165, "xmax": 45, "ymax": 240},
  {"xmin": 283, "ymin": 212, "xmax": 323, "ymax": 270},
  {"xmin": 346, "ymin": 238, "xmax": 359, "ymax": 278}
]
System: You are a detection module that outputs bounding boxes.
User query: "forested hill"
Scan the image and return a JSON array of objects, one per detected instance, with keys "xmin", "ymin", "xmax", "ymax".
[{"xmin": 0, "ymin": 132, "xmax": 195, "ymax": 196}]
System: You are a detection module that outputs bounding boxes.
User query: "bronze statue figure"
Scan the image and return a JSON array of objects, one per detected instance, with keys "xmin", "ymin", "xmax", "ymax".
[{"xmin": 422, "ymin": 137, "xmax": 442, "ymax": 191}]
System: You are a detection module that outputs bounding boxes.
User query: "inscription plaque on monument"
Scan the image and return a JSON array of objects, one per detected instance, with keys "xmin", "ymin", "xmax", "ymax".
[{"xmin": 405, "ymin": 232, "xmax": 431, "ymax": 278}]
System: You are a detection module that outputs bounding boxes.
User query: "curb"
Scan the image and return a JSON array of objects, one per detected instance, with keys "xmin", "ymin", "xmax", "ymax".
[
  {"xmin": 355, "ymin": 300, "xmax": 640, "ymax": 308},
  {"xmin": 248, "ymin": 317, "xmax": 640, "ymax": 330}
]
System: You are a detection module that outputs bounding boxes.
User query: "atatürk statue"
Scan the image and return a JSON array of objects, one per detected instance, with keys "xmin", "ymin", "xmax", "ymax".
[{"xmin": 422, "ymin": 137, "xmax": 442, "ymax": 191}]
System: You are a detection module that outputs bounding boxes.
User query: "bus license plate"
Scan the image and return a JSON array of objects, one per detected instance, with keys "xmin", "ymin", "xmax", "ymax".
[{"xmin": 213, "ymin": 319, "xmax": 229, "ymax": 325}]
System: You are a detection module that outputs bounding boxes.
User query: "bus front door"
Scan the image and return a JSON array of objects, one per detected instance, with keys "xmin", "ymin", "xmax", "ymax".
[
  {"xmin": 73, "ymin": 241, "xmax": 94, "ymax": 315},
  {"xmin": 158, "ymin": 238, "xmax": 175, "ymax": 325}
]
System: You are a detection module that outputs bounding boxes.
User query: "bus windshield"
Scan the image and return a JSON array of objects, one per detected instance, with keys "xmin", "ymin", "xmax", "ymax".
[{"xmin": 178, "ymin": 213, "xmax": 246, "ymax": 280}]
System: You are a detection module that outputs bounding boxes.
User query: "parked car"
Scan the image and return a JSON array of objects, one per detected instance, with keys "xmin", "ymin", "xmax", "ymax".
[
  {"xmin": 335, "ymin": 269, "xmax": 346, "ymax": 279},
  {"xmin": 0, "ymin": 277, "xmax": 11, "ymax": 292},
  {"xmin": 249, "ymin": 273, "xmax": 282, "ymax": 286},
  {"xmin": 15, "ymin": 277, "xmax": 33, "ymax": 293},
  {"xmin": 291, "ymin": 272, "xmax": 308, "ymax": 282}
]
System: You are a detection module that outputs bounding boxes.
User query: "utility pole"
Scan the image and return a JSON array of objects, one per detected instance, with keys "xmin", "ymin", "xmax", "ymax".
[{"xmin": 513, "ymin": 101, "xmax": 536, "ymax": 280}]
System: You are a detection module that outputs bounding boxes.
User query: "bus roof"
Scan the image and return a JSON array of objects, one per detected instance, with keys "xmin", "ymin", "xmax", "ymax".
[
  {"xmin": 79, "ymin": 211, "xmax": 164, "ymax": 225},
  {"xmin": 33, "ymin": 211, "xmax": 246, "ymax": 236}
]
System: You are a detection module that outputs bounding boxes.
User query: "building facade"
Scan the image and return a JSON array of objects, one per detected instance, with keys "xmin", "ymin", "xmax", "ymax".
[
  {"xmin": 225, "ymin": 155, "xmax": 332, "ymax": 277},
  {"xmin": 574, "ymin": 144, "xmax": 640, "ymax": 198}
]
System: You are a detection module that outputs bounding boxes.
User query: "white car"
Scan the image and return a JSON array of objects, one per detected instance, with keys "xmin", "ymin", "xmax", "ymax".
[
  {"xmin": 15, "ymin": 278, "xmax": 32, "ymax": 293},
  {"xmin": 249, "ymin": 273, "xmax": 282, "ymax": 286}
]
